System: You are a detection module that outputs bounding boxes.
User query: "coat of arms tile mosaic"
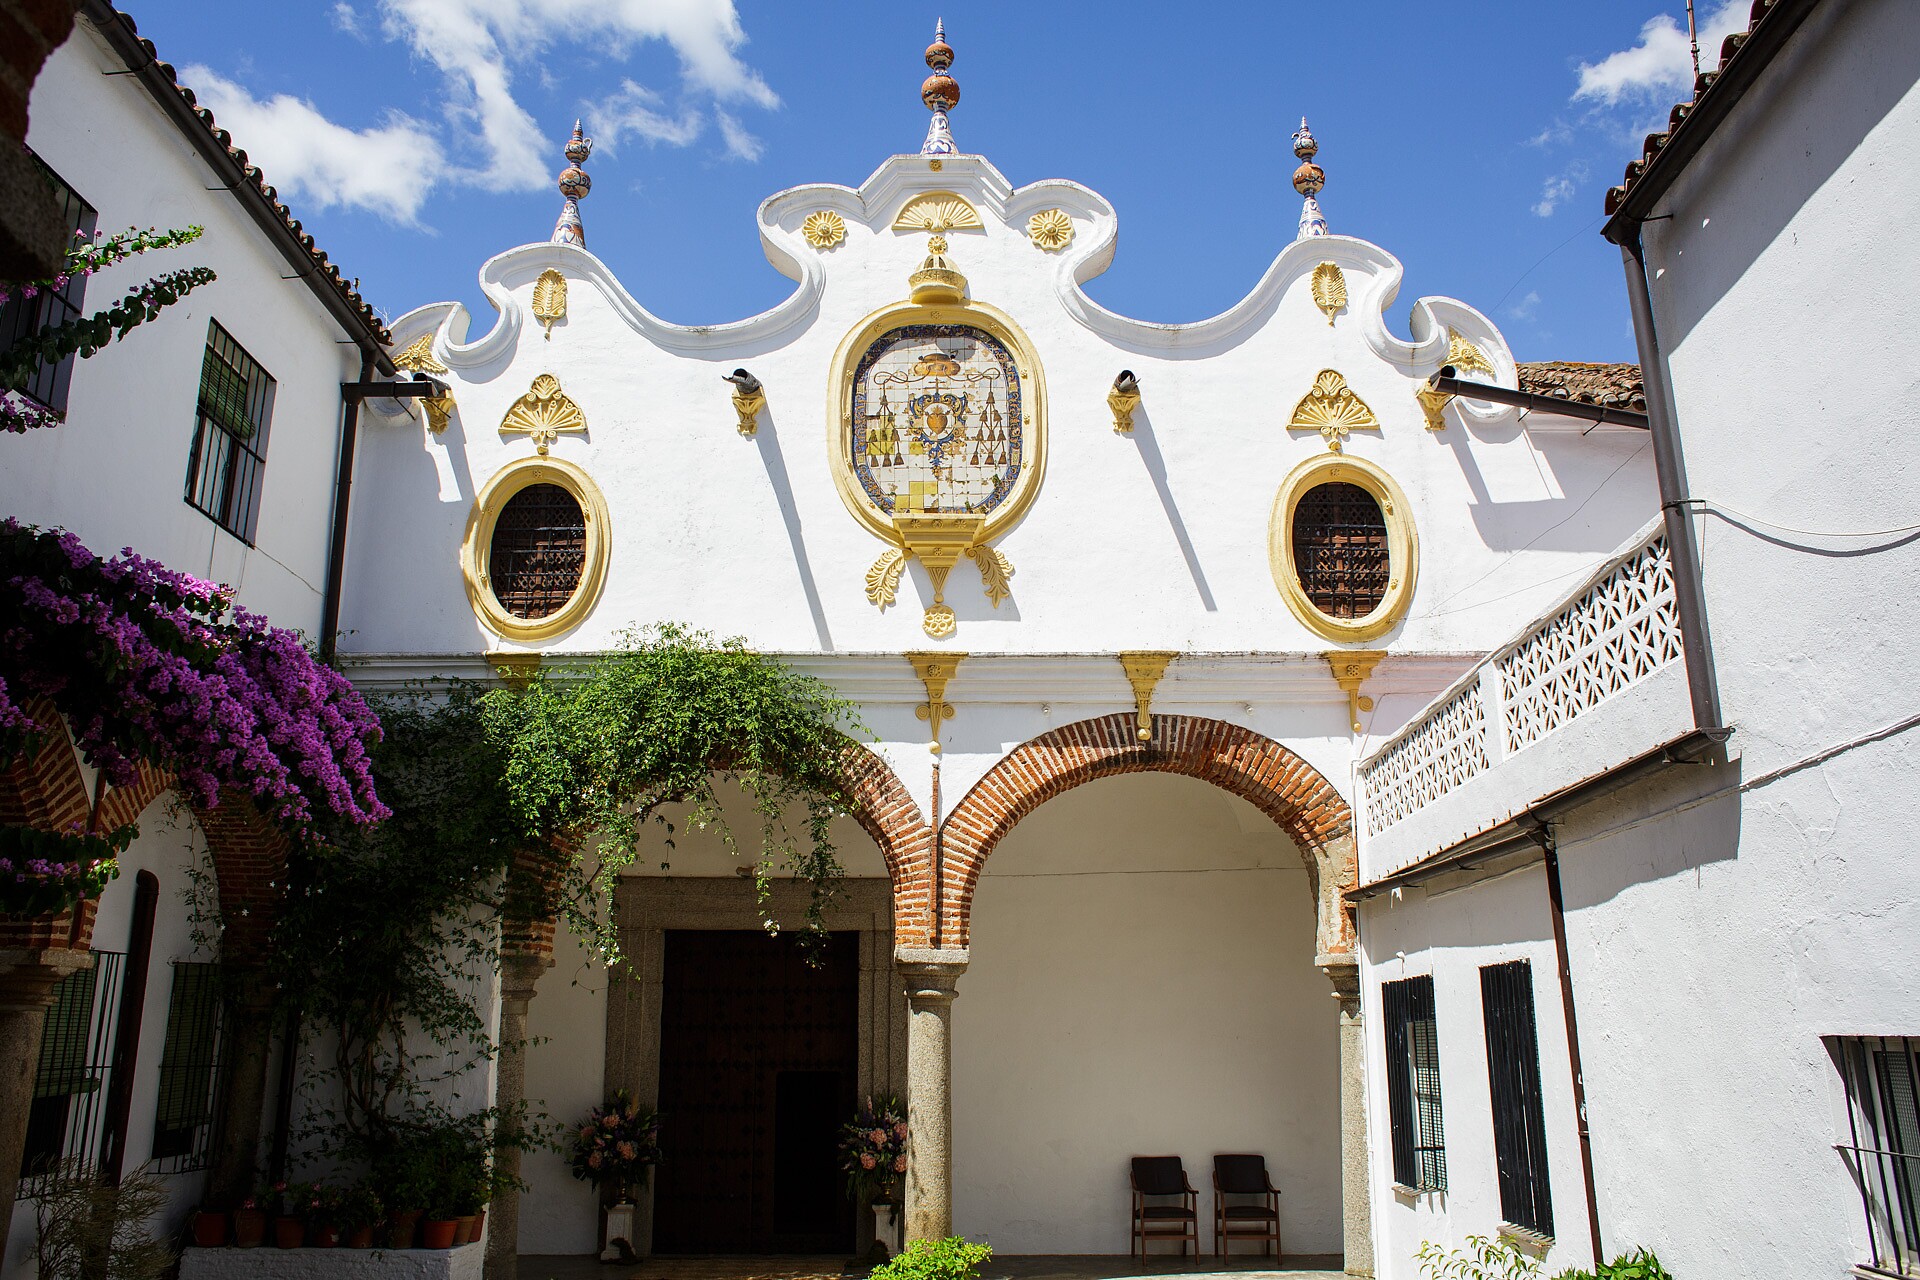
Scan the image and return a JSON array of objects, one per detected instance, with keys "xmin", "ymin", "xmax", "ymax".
[{"xmin": 850, "ymin": 324, "xmax": 1023, "ymax": 518}]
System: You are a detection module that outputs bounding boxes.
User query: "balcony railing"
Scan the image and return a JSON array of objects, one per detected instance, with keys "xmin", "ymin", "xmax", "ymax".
[{"xmin": 1359, "ymin": 523, "xmax": 1684, "ymax": 859}]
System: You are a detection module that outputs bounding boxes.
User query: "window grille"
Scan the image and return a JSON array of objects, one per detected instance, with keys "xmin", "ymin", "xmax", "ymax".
[
  {"xmin": 1834, "ymin": 1036, "xmax": 1920, "ymax": 1276},
  {"xmin": 17, "ymin": 952, "xmax": 122, "ymax": 1198},
  {"xmin": 1480, "ymin": 959, "xmax": 1553, "ymax": 1238},
  {"xmin": 1291, "ymin": 482, "xmax": 1389, "ymax": 618},
  {"xmin": 185, "ymin": 322, "xmax": 275, "ymax": 542},
  {"xmin": 150, "ymin": 961, "xmax": 227, "ymax": 1173},
  {"xmin": 0, "ymin": 153, "xmax": 97, "ymax": 414},
  {"xmin": 1383, "ymin": 974, "xmax": 1447, "ymax": 1191},
  {"xmin": 488, "ymin": 483, "xmax": 587, "ymax": 618}
]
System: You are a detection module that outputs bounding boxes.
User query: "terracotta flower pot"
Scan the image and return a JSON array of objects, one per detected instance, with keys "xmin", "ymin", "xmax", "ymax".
[
  {"xmin": 233, "ymin": 1208, "xmax": 266, "ymax": 1248},
  {"xmin": 420, "ymin": 1219, "xmax": 458, "ymax": 1250},
  {"xmin": 348, "ymin": 1226, "xmax": 376, "ymax": 1249},
  {"xmin": 387, "ymin": 1210, "xmax": 422, "ymax": 1249},
  {"xmin": 191, "ymin": 1211, "xmax": 228, "ymax": 1248},
  {"xmin": 472, "ymin": 1209, "xmax": 485, "ymax": 1240},
  {"xmin": 273, "ymin": 1216, "xmax": 306, "ymax": 1248},
  {"xmin": 312, "ymin": 1224, "xmax": 341, "ymax": 1248},
  {"xmin": 451, "ymin": 1215, "xmax": 477, "ymax": 1246}
]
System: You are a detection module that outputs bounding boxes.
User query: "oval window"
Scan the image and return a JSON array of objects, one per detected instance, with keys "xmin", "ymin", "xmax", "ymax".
[
  {"xmin": 1291, "ymin": 481, "xmax": 1389, "ymax": 620},
  {"xmin": 487, "ymin": 482, "xmax": 587, "ymax": 619}
]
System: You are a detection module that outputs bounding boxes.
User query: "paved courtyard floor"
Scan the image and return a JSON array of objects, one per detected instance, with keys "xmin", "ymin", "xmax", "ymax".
[{"xmin": 519, "ymin": 1254, "xmax": 1347, "ymax": 1280}]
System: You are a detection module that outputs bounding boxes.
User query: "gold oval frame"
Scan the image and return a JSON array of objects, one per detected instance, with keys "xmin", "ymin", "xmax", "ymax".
[
  {"xmin": 460, "ymin": 455, "xmax": 611, "ymax": 643},
  {"xmin": 1270, "ymin": 452, "xmax": 1418, "ymax": 643},
  {"xmin": 825, "ymin": 298, "xmax": 1048, "ymax": 546}
]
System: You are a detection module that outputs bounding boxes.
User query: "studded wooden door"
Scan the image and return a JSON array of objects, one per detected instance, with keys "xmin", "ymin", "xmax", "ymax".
[{"xmin": 653, "ymin": 930, "xmax": 859, "ymax": 1254}]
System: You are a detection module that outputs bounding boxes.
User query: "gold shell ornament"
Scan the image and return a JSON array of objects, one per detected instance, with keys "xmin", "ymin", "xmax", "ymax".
[
  {"xmin": 500, "ymin": 373, "xmax": 587, "ymax": 455},
  {"xmin": 1288, "ymin": 369, "xmax": 1380, "ymax": 453},
  {"xmin": 892, "ymin": 192, "xmax": 983, "ymax": 233},
  {"xmin": 1027, "ymin": 209, "xmax": 1073, "ymax": 252},
  {"xmin": 1311, "ymin": 262, "xmax": 1347, "ymax": 325},
  {"xmin": 532, "ymin": 269, "xmax": 567, "ymax": 339},
  {"xmin": 803, "ymin": 211, "xmax": 847, "ymax": 249},
  {"xmin": 1446, "ymin": 330, "xmax": 1495, "ymax": 376}
]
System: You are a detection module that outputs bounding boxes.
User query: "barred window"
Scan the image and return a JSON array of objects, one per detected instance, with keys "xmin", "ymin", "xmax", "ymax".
[
  {"xmin": 18, "ymin": 952, "xmax": 122, "ymax": 1197},
  {"xmin": 1833, "ymin": 1036, "xmax": 1920, "ymax": 1275},
  {"xmin": 1291, "ymin": 482, "xmax": 1389, "ymax": 619},
  {"xmin": 1481, "ymin": 960, "xmax": 1553, "ymax": 1238},
  {"xmin": 1383, "ymin": 974, "xmax": 1447, "ymax": 1192},
  {"xmin": 0, "ymin": 154, "xmax": 97, "ymax": 415},
  {"xmin": 488, "ymin": 483, "xmax": 587, "ymax": 619},
  {"xmin": 150, "ymin": 961, "xmax": 226, "ymax": 1172},
  {"xmin": 185, "ymin": 322, "xmax": 275, "ymax": 542}
]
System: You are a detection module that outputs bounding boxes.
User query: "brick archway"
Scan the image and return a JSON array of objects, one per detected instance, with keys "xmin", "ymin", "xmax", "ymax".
[{"xmin": 937, "ymin": 713, "xmax": 1356, "ymax": 956}]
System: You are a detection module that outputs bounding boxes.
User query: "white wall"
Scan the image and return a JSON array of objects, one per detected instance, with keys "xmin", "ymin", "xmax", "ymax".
[
  {"xmin": 8, "ymin": 18, "xmax": 361, "ymax": 633},
  {"xmin": 953, "ymin": 773, "xmax": 1340, "ymax": 1255}
]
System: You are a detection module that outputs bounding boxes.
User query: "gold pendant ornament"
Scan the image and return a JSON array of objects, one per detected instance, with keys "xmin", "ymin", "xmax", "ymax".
[
  {"xmin": 532, "ymin": 269, "xmax": 567, "ymax": 338},
  {"xmin": 1311, "ymin": 262, "xmax": 1347, "ymax": 325},
  {"xmin": 1288, "ymin": 369, "xmax": 1379, "ymax": 453}
]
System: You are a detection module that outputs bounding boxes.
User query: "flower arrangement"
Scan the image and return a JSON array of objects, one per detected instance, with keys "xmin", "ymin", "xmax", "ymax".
[
  {"xmin": 839, "ymin": 1094, "xmax": 909, "ymax": 1202},
  {"xmin": 0, "ymin": 823, "xmax": 129, "ymax": 916},
  {"xmin": 568, "ymin": 1091, "xmax": 659, "ymax": 1196},
  {"xmin": 0, "ymin": 520, "xmax": 387, "ymax": 838}
]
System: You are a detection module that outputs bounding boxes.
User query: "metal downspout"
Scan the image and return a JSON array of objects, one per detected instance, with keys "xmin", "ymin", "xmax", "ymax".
[
  {"xmin": 319, "ymin": 345, "xmax": 375, "ymax": 666},
  {"xmin": 1529, "ymin": 817, "xmax": 1604, "ymax": 1267},
  {"xmin": 1619, "ymin": 235, "xmax": 1724, "ymax": 731}
]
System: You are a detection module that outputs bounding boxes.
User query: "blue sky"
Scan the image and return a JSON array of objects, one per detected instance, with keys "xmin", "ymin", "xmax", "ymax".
[{"xmin": 118, "ymin": 1, "xmax": 1743, "ymax": 363}]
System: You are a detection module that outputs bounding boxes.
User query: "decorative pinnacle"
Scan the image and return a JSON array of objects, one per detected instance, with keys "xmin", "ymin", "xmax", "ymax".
[
  {"xmin": 552, "ymin": 120, "xmax": 593, "ymax": 248},
  {"xmin": 920, "ymin": 18, "xmax": 959, "ymax": 156},
  {"xmin": 1292, "ymin": 117, "xmax": 1329, "ymax": 240}
]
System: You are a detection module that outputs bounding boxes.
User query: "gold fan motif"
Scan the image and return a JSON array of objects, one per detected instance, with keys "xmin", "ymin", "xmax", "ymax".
[
  {"xmin": 802, "ymin": 210, "xmax": 846, "ymax": 249},
  {"xmin": 1288, "ymin": 369, "xmax": 1380, "ymax": 453},
  {"xmin": 392, "ymin": 334, "xmax": 454, "ymax": 433},
  {"xmin": 865, "ymin": 548, "xmax": 907, "ymax": 608},
  {"xmin": 532, "ymin": 269, "xmax": 567, "ymax": 339},
  {"xmin": 1027, "ymin": 209, "xmax": 1073, "ymax": 252},
  {"xmin": 1311, "ymin": 262, "xmax": 1347, "ymax": 325},
  {"xmin": 1446, "ymin": 330, "xmax": 1494, "ymax": 376},
  {"xmin": 892, "ymin": 192, "xmax": 984, "ymax": 233},
  {"xmin": 967, "ymin": 544, "xmax": 1014, "ymax": 605},
  {"xmin": 500, "ymin": 373, "xmax": 586, "ymax": 455}
]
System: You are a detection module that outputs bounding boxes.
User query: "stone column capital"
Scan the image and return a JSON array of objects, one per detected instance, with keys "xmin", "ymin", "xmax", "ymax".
[
  {"xmin": 1317, "ymin": 954, "xmax": 1360, "ymax": 1009},
  {"xmin": 500, "ymin": 952, "xmax": 554, "ymax": 1003},
  {"xmin": 895, "ymin": 947, "xmax": 967, "ymax": 1006},
  {"xmin": 0, "ymin": 950, "xmax": 92, "ymax": 1012}
]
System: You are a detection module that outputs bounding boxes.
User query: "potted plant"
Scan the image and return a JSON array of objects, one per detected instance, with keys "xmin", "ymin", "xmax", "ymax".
[
  {"xmin": 568, "ymin": 1091, "xmax": 659, "ymax": 1261},
  {"xmin": 338, "ymin": 1183, "xmax": 383, "ymax": 1249},
  {"xmin": 839, "ymin": 1094, "xmax": 909, "ymax": 1261},
  {"xmin": 271, "ymin": 1182, "xmax": 308, "ymax": 1248},
  {"xmin": 232, "ymin": 1194, "xmax": 267, "ymax": 1249},
  {"xmin": 375, "ymin": 1152, "xmax": 429, "ymax": 1248},
  {"xmin": 308, "ymin": 1183, "xmax": 343, "ymax": 1248}
]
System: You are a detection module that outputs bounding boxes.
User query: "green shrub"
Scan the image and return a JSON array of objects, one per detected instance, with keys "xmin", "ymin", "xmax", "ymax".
[
  {"xmin": 1417, "ymin": 1236, "xmax": 1542, "ymax": 1280},
  {"xmin": 871, "ymin": 1236, "xmax": 992, "ymax": 1280},
  {"xmin": 1552, "ymin": 1250, "xmax": 1674, "ymax": 1280}
]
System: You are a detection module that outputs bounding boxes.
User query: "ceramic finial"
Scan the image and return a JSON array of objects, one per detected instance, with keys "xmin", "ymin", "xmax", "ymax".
[
  {"xmin": 920, "ymin": 19, "xmax": 959, "ymax": 156},
  {"xmin": 1292, "ymin": 117, "xmax": 1328, "ymax": 239},
  {"xmin": 552, "ymin": 120, "xmax": 593, "ymax": 247}
]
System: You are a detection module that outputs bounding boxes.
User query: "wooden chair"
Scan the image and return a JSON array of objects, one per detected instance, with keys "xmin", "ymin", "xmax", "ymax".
[
  {"xmin": 1129, "ymin": 1156, "xmax": 1198, "ymax": 1257},
  {"xmin": 1212, "ymin": 1153, "xmax": 1281, "ymax": 1256}
]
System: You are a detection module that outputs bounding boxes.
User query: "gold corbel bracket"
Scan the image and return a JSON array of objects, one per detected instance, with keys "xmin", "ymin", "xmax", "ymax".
[
  {"xmin": 907, "ymin": 651, "xmax": 965, "ymax": 754},
  {"xmin": 731, "ymin": 389, "xmax": 766, "ymax": 436},
  {"xmin": 1416, "ymin": 384, "xmax": 1453, "ymax": 431},
  {"xmin": 1108, "ymin": 387, "xmax": 1141, "ymax": 433},
  {"xmin": 1118, "ymin": 652, "xmax": 1177, "ymax": 743},
  {"xmin": 487, "ymin": 651, "xmax": 543, "ymax": 691},
  {"xmin": 1323, "ymin": 650, "xmax": 1386, "ymax": 733},
  {"xmin": 892, "ymin": 514, "xmax": 986, "ymax": 638}
]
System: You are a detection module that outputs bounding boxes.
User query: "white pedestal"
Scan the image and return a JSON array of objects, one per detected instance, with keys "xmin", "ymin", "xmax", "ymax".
[
  {"xmin": 601, "ymin": 1201, "xmax": 636, "ymax": 1262},
  {"xmin": 871, "ymin": 1203, "xmax": 902, "ymax": 1258}
]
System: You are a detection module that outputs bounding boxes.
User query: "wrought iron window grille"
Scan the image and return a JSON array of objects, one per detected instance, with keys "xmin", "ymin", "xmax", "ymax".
[
  {"xmin": 1834, "ymin": 1035, "xmax": 1920, "ymax": 1277},
  {"xmin": 488, "ymin": 482, "xmax": 588, "ymax": 619},
  {"xmin": 185, "ymin": 321, "xmax": 275, "ymax": 543},
  {"xmin": 1481, "ymin": 959, "xmax": 1554, "ymax": 1239},
  {"xmin": 1291, "ymin": 481, "xmax": 1389, "ymax": 619},
  {"xmin": 1383, "ymin": 973, "xmax": 1447, "ymax": 1192},
  {"xmin": 17, "ymin": 951, "xmax": 123, "ymax": 1198},
  {"xmin": 150, "ymin": 960, "xmax": 228, "ymax": 1174},
  {"xmin": 0, "ymin": 153, "xmax": 97, "ymax": 415}
]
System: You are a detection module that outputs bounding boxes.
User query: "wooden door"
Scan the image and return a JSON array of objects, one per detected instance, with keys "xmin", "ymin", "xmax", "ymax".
[{"xmin": 653, "ymin": 930, "xmax": 858, "ymax": 1254}]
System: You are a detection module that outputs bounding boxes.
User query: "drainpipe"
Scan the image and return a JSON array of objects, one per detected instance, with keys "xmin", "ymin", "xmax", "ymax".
[
  {"xmin": 319, "ymin": 346, "xmax": 374, "ymax": 666},
  {"xmin": 1618, "ymin": 232, "xmax": 1723, "ymax": 731}
]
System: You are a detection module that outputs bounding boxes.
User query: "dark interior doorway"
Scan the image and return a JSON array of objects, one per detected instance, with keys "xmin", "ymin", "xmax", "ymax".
[{"xmin": 653, "ymin": 930, "xmax": 858, "ymax": 1254}]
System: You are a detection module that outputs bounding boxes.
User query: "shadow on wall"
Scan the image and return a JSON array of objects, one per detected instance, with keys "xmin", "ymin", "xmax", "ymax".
[
  {"xmin": 1445, "ymin": 426, "xmax": 1655, "ymax": 556},
  {"xmin": 1556, "ymin": 757, "xmax": 1743, "ymax": 912},
  {"xmin": 1127, "ymin": 404, "xmax": 1217, "ymax": 611},
  {"xmin": 752, "ymin": 405, "xmax": 834, "ymax": 649}
]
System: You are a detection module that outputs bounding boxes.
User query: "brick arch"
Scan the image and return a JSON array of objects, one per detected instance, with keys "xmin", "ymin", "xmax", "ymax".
[{"xmin": 939, "ymin": 713, "xmax": 1357, "ymax": 956}]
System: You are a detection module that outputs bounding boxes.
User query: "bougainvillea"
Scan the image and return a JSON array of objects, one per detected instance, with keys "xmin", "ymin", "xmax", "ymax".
[
  {"xmin": 0, "ymin": 822, "xmax": 131, "ymax": 915},
  {"xmin": 0, "ymin": 226, "xmax": 215, "ymax": 434},
  {"xmin": 0, "ymin": 519, "xmax": 386, "ymax": 836}
]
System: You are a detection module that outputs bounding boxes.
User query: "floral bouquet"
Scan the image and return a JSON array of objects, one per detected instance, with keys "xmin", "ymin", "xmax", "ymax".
[
  {"xmin": 568, "ymin": 1090, "xmax": 660, "ymax": 1198},
  {"xmin": 839, "ymin": 1094, "xmax": 909, "ymax": 1203},
  {"xmin": 0, "ymin": 824, "xmax": 128, "ymax": 917}
]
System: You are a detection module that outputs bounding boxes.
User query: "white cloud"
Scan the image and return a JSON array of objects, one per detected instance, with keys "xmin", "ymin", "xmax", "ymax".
[
  {"xmin": 183, "ymin": 65, "xmax": 444, "ymax": 224},
  {"xmin": 376, "ymin": 0, "xmax": 779, "ymax": 191},
  {"xmin": 1532, "ymin": 160, "xmax": 1591, "ymax": 217},
  {"xmin": 330, "ymin": 4, "xmax": 363, "ymax": 38},
  {"xmin": 588, "ymin": 79, "xmax": 704, "ymax": 152},
  {"xmin": 1508, "ymin": 291, "xmax": 1542, "ymax": 322},
  {"xmin": 1574, "ymin": 1, "xmax": 1750, "ymax": 106},
  {"xmin": 714, "ymin": 110, "xmax": 763, "ymax": 162}
]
